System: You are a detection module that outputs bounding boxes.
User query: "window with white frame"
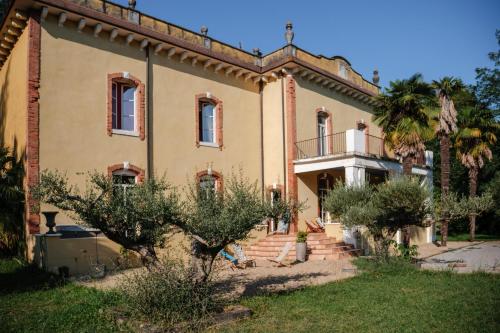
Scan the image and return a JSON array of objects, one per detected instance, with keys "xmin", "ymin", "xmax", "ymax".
[
  {"xmin": 339, "ymin": 63, "xmax": 348, "ymax": 79},
  {"xmin": 199, "ymin": 101, "xmax": 216, "ymax": 143},
  {"xmin": 112, "ymin": 82, "xmax": 137, "ymax": 132},
  {"xmin": 112, "ymin": 169, "xmax": 137, "ymax": 198}
]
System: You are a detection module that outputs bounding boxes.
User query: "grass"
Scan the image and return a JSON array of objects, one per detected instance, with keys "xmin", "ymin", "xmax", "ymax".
[
  {"xmin": 216, "ymin": 258, "xmax": 500, "ymax": 333},
  {"xmin": 1, "ymin": 258, "xmax": 500, "ymax": 333},
  {"xmin": 444, "ymin": 233, "xmax": 500, "ymax": 242},
  {"xmin": 0, "ymin": 258, "xmax": 124, "ymax": 333}
]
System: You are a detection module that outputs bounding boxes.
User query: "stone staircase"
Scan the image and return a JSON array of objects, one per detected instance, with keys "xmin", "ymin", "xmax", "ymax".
[{"xmin": 245, "ymin": 233, "xmax": 361, "ymax": 261}]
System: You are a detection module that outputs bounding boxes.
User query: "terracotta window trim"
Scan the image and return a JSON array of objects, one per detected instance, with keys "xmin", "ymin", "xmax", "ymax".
[
  {"xmin": 316, "ymin": 107, "xmax": 334, "ymax": 155},
  {"xmin": 107, "ymin": 73, "xmax": 145, "ymax": 140},
  {"xmin": 107, "ymin": 163, "xmax": 145, "ymax": 183},
  {"xmin": 195, "ymin": 93, "xmax": 223, "ymax": 150},
  {"xmin": 196, "ymin": 169, "xmax": 223, "ymax": 192}
]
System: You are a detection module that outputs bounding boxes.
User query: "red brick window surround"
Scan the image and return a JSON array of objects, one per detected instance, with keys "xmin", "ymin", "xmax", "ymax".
[
  {"xmin": 108, "ymin": 163, "xmax": 145, "ymax": 184},
  {"xmin": 195, "ymin": 93, "xmax": 223, "ymax": 149},
  {"xmin": 107, "ymin": 73, "xmax": 145, "ymax": 140},
  {"xmin": 196, "ymin": 169, "xmax": 223, "ymax": 192},
  {"xmin": 316, "ymin": 107, "xmax": 333, "ymax": 155}
]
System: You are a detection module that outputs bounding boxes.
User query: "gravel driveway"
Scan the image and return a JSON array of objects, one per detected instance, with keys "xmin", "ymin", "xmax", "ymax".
[{"xmin": 421, "ymin": 241, "xmax": 500, "ymax": 273}]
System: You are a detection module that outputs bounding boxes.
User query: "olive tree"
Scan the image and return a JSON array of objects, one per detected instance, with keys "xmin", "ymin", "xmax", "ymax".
[
  {"xmin": 324, "ymin": 176, "xmax": 431, "ymax": 257},
  {"xmin": 34, "ymin": 171, "xmax": 182, "ymax": 268},
  {"xmin": 179, "ymin": 172, "xmax": 267, "ymax": 282}
]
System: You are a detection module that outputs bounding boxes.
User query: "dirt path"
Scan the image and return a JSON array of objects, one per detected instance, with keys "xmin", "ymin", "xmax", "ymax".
[{"xmin": 76, "ymin": 258, "xmax": 358, "ymax": 298}]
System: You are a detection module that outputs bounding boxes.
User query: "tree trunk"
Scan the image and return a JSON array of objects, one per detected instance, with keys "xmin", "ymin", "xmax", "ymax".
[
  {"xmin": 135, "ymin": 245, "xmax": 159, "ymax": 271},
  {"xmin": 402, "ymin": 155, "xmax": 413, "ymax": 176},
  {"xmin": 401, "ymin": 155, "xmax": 413, "ymax": 247},
  {"xmin": 440, "ymin": 134, "xmax": 451, "ymax": 247},
  {"xmin": 469, "ymin": 167, "xmax": 478, "ymax": 241},
  {"xmin": 190, "ymin": 240, "xmax": 221, "ymax": 283}
]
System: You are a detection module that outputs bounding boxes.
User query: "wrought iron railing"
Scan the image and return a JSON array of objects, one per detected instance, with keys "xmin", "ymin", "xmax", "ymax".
[
  {"xmin": 295, "ymin": 132, "xmax": 346, "ymax": 160},
  {"xmin": 366, "ymin": 134, "xmax": 385, "ymax": 157}
]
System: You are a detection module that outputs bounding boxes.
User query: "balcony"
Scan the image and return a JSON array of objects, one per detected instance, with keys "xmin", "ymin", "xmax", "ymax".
[{"xmin": 295, "ymin": 129, "xmax": 388, "ymax": 161}]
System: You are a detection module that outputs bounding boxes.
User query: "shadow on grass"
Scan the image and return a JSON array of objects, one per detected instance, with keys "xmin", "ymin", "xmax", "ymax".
[
  {"xmin": 0, "ymin": 258, "xmax": 64, "ymax": 295},
  {"xmin": 215, "ymin": 272, "xmax": 329, "ymax": 299}
]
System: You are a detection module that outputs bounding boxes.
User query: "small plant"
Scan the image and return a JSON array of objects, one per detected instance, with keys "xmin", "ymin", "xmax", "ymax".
[
  {"xmin": 296, "ymin": 231, "xmax": 308, "ymax": 243},
  {"xmin": 120, "ymin": 258, "xmax": 220, "ymax": 328}
]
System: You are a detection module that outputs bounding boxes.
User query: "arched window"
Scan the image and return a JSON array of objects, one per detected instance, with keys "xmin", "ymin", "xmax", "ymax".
[
  {"xmin": 196, "ymin": 169, "xmax": 223, "ymax": 193},
  {"xmin": 107, "ymin": 73, "xmax": 145, "ymax": 139},
  {"xmin": 195, "ymin": 93, "xmax": 223, "ymax": 148},
  {"xmin": 316, "ymin": 108, "xmax": 333, "ymax": 156}
]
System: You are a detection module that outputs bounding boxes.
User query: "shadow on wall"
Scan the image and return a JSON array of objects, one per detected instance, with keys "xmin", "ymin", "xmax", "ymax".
[{"xmin": 0, "ymin": 62, "xmax": 27, "ymax": 258}]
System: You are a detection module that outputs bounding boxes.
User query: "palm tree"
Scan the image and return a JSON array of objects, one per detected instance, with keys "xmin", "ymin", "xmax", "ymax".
[
  {"xmin": 455, "ymin": 107, "xmax": 498, "ymax": 241},
  {"xmin": 431, "ymin": 77, "xmax": 463, "ymax": 246},
  {"xmin": 0, "ymin": 146, "xmax": 25, "ymax": 256},
  {"xmin": 373, "ymin": 73, "xmax": 435, "ymax": 246}
]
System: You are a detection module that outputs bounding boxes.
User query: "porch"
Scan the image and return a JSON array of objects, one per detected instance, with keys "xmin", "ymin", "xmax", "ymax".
[{"xmin": 293, "ymin": 129, "xmax": 435, "ymax": 248}]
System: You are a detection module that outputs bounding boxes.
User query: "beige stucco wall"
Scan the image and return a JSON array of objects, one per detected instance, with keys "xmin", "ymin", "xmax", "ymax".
[
  {"xmin": 38, "ymin": 16, "xmax": 148, "ymax": 227},
  {"xmin": 262, "ymin": 79, "xmax": 285, "ymax": 191},
  {"xmin": 294, "ymin": 77, "xmax": 381, "ymax": 142},
  {"xmin": 151, "ymin": 51, "xmax": 262, "ymax": 189},
  {"xmin": 0, "ymin": 27, "xmax": 28, "ymax": 158}
]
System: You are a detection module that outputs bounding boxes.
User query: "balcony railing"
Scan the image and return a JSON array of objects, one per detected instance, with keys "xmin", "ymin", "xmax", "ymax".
[
  {"xmin": 295, "ymin": 132, "xmax": 346, "ymax": 160},
  {"xmin": 295, "ymin": 129, "xmax": 387, "ymax": 160}
]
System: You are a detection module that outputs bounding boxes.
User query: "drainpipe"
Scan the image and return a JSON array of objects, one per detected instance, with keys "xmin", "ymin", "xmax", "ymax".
[
  {"xmin": 259, "ymin": 81, "xmax": 265, "ymax": 199},
  {"xmin": 145, "ymin": 46, "xmax": 153, "ymax": 178},
  {"xmin": 281, "ymin": 76, "xmax": 287, "ymax": 196}
]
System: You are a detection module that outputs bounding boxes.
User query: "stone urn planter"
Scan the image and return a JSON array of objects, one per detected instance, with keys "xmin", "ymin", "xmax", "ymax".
[{"xmin": 296, "ymin": 231, "xmax": 308, "ymax": 262}]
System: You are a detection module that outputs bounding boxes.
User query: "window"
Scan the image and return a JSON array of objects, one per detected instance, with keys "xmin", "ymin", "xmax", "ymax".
[
  {"xmin": 195, "ymin": 93, "xmax": 223, "ymax": 148},
  {"xmin": 199, "ymin": 101, "xmax": 216, "ymax": 143},
  {"xmin": 112, "ymin": 82, "xmax": 136, "ymax": 132},
  {"xmin": 107, "ymin": 73, "xmax": 145, "ymax": 140},
  {"xmin": 318, "ymin": 173, "xmax": 334, "ymax": 222},
  {"xmin": 196, "ymin": 170, "xmax": 223, "ymax": 195},
  {"xmin": 317, "ymin": 113, "xmax": 328, "ymax": 156},
  {"xmin": 339, "ymin": 63, "xmax": 348, "ymax": 79}
]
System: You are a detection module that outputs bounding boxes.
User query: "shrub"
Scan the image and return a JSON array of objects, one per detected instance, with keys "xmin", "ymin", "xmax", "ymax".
[
  {"xmin": 120, "ymin": 259, "xmax": 219, "ymax": 327},
  {"xmin": 296, "ymin": 231, "xmax": 307, "ymax": 243}
]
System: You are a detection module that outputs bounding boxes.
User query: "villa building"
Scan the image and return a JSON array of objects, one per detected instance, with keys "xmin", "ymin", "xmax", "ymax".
[{"xmin": 0, "ymin": 0, "xmax": 434, "ymax": 271}]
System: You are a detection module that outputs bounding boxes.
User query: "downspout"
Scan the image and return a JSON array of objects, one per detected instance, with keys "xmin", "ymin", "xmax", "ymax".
[
  {"xmin": 259, "ymin": 81, "xmax": 265, "ymax": 199},
  {"xmin": 145, "ymin": 46, "xmax": 153, "ymax": 178},
  {"xmin": 281, "ymin": 76, "xmax": 287, "ymax": 196}
]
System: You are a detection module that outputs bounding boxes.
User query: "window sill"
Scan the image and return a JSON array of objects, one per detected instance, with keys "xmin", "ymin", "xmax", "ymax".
[
  {"xmin": 112, "ymin": 129, "xmax": 139, "ymax": 137},
  {"xmin": 198, "ymin": 142, "xmax": 220, "ymax": 148}
]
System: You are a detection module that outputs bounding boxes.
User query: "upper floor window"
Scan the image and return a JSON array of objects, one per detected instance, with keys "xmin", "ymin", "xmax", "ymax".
[
  {"xmin": 107, "ymin": 73, "xmax": 145, "ymax": 140},
  {"xmin": 199, "ymin": 101, "xmax": 216, "ymax": 143},
  {"xmin": 339, "ymin": 63, "xmax": 348, "ymax": 79},
  {"xmin": 112, "ymin": 82, "xmax": 136, "ymax": 132},
  {"xmin": 195, "ymin": 93, "xmax": 223, "ymax": 148}
]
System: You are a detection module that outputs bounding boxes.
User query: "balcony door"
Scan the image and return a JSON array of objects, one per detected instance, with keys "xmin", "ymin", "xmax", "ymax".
[
  {"xmin": 317, "ymin": 113, "xmax": 328, "ymax": 156},
  {"xmin": 318, "ymin": 173, "xmax": 334, "ymax": 222}
]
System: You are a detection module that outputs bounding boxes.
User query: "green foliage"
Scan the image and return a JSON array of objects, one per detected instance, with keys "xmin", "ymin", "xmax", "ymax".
[
  {"xmin": 373, "ymin": 73, "xmax": 436, "ymax": 159},
  {"xmin": 181, "ymin": 171, "xmax": 265, "ymax": 250},
  {"xmin": 324, "ymin": 176, "xmax": 430, "ymax": 257},
  {"xmin": 296, "ymin": 231, "xmax": 307, "ymax": 243},
  {"xmin": 0, "ymin": 146, "xmax": 25, "ymax": 256},
  {"xmin": 474, "ymin": 30, "xmax": 500, "ymax": 118},
  {"xmin": 486, "ymin": 171, "xmax": 500, "ymax": 219},
  {"xmin": 34, "ymin": 170, "xmax": 182, "ymax": 266},
  {"xmin": 436, "ymin": 191, "xmax": 494, "ymax": 222},
  {"xmin": 120, "ymin": 258, "xmax": 219, "ymax": 328}
]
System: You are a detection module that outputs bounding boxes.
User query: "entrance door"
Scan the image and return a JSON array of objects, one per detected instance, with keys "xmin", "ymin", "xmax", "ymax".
[
  {"xmin": 317, "ymin": 173, "xmax": 334, "ymax": 222},
  {"xmin": 317, "ymin": 114, "xmax": 328, "ymax": 156}
]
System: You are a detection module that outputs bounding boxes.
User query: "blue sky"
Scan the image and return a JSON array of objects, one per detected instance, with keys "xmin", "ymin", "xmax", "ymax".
[{"xmin": 115, "ymin": 0, "xmax": 499, "ymax": 88}]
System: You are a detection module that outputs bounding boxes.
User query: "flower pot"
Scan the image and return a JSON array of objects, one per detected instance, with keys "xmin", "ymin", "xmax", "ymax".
[{"xmin": 296, "ymin": 242, "xmax": 307, "ymax": 262}]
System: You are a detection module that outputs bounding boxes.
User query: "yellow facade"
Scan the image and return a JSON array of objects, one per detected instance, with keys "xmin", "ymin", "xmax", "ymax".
[{"xmin": 0, "ymin": 0, "xmax": 434, "ymax": 274}]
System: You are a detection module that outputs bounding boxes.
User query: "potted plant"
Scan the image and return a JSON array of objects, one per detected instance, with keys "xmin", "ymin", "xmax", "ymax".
[{"xmin": 296, "ymin": 231, "xmax": 308, "ymax": 262}]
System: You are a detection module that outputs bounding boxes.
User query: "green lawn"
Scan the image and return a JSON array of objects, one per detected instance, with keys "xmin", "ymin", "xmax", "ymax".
[
  {"xmin": 216, "ymin": 259, "xmax": 500, "ymax": 333},
  {"xmin": 0, "ymin": 259, "xmax": 123, "ymax": 333},
  {"xmin": 444, "ymin": 233, "xmax": 500, "ymax": 241},
  {"xmin": 1, "ymin": 258, "xmax": 499, "ymax": 333}
]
